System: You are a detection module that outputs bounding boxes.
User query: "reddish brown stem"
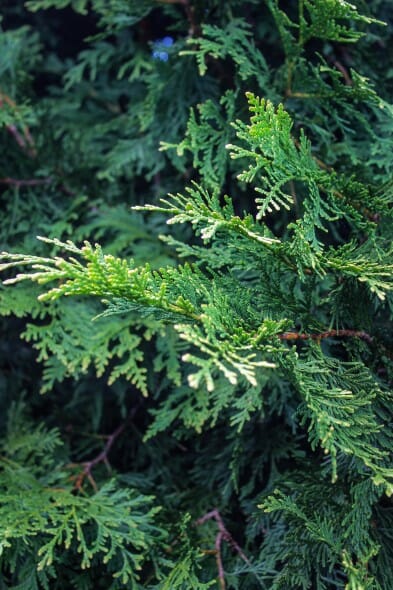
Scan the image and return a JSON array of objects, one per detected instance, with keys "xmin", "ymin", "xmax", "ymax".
[
  {"xmin": 0, "ymin": 176, "xmax": 53, "ymax": 188},
  {"xmin": 5, "ymin": 125, "xmax": 37, "ymax": 158},
  {"xmin": 1, "ymin": 92, "xmax": 37, "ymax": 158},
  {"xmin": 215, "ymin": 531, "xmax": 226, "ymax": 590},
  {"xmin": 70, "ymin": 407, "xmax": 139, "ymax": 491},
  {"xmin": 196, "ymin": 509, "xmax": 251, "ymax": 589},
  {"xmin": 0, "ymin": 175, "xmax": 75, "ymax": 196},
  {"xmin": 6, "ymin": 124, "xmax": 27, "ymax": 149},
  {"xmin": 333, "ymin": 60, "xmax": 352, "ymax": 86},
  {"xmin": 278, "ymin": 329, "xmax": 373, "ymax": 345}
]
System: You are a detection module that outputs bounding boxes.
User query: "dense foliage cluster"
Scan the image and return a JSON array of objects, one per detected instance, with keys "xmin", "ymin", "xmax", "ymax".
[{"xmin": 0, "ymin": 1, "xmax": 393, "ymax": 588}]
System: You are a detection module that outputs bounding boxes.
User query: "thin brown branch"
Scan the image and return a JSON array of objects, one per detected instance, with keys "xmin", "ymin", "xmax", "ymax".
[
  {"xmin": 196, "ymin": 509, "xmax": 251, "ymax": 589},
  {"xmin": 278, "ymin": 329, "xmax": 373, "ymax": 345},
  {"xmin": 0, "ymin": 175, "xmax": 75, "ymax": 196},
  {"xmin": 0, "ymin": 91, "xmax": 37, "ymax": 158},
  {"xmin": 333, "ymin": 60, "xmax": 352, "ymax": 86},
  {"xmin": 6, "ymin": 124, "xmax": 27, "ymax": 150},
  {"xmin": 70, "ymin": 407, "xmax": 139, "ymax": 491},
  {"xmin": 285, "ymin": 89, "xmax": 325, "ymax": 99},
  {"xmin": 0, "ymin": 176, "xmax": 53, "ymax": 188},
  {"xmin": 215, "ymin": 531, "xmax": 226, "ymax": 590}
]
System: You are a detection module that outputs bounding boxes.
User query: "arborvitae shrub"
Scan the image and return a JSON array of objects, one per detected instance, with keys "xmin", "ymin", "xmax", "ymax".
[{"xmin": 0, "ymin": 1, "xmax": 393, "ymax": 588}]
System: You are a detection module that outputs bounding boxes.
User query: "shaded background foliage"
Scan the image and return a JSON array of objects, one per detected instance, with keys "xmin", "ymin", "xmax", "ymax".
[{"xmin": 0, "ymin": 1, "xmax": 393, "ymax": 589}]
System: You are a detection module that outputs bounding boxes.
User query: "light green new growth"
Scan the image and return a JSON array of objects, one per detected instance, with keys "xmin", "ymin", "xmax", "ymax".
[{"xmin": 1, "ymin": 89, "xmax": 393, "ymax": 495}]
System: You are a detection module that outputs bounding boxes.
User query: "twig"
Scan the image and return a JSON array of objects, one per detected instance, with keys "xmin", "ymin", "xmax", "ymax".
[
  {"xmin": 70, "ymin": 407, "xmax": 139, "ymax": 491},
  {"xmin": 5, "ymin": 124, "xmax": 36, "ymax": 158},
  {"xmin": 0, "ymin": 176, "xmax": 53, "ymax": 188},
  {"xmin": 0, "ymin": 91, "xmax": 37, "ymax": 158},
  {"xmin": 215, "ymin": 531, "xmax": 226, "ymax": 590},
  {"xmin": 333, "ymin": 60, "xmax": 352, "ymax": 86},
  {"xmin": 278, "ymin": 329, "xmax": 373, "ymax": 345},
  {"xmin": 285, "ymin": 89, "xmax": 325, "ymax": 99},
  {"xmin": 0, "ymin": 175, "xmax": 75, "ymax": 196},
  {"xmin": 0, "ymin": 90, "xmax": 75, "ymax": 194},
  {"xmin": 196, "ymin": 509, "xmax": 251, "ymax": 590}
]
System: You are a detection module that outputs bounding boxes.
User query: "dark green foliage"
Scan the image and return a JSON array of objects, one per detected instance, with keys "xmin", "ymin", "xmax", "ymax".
[{"xmin": 0, "ymin": 1, "xmax": 393, "ymax": 588}]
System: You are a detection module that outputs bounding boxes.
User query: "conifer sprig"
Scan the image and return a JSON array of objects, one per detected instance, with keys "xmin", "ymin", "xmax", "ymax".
[{"xmin": 1, "ymin": 0, "xmax": 393, "ymax": 587}]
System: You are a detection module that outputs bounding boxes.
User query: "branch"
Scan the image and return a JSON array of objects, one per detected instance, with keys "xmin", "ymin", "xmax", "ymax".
[
  {"xmin": 278, "ymin": 329, "xmax": 373, "ymax": 344},
  {"xmin": 333, "ymin": 60, "xmax": 352, "ymax": 86},
  {"xmin": 196, "ymin": 509, "xmax": 251, "ymax": 590},
  {"xmin": 0, "ymin": 91, "xmax": 37, "ymax": 158},
  {"xmin": 69, "ymin": 407, "xmax": 139, "ymax": 491},
  {"xmin": 0, "ymin": 175, "xmax": 75, "ymax": 196},
  {"xmin": 0, "ymin": 176, "xmax": 53, "ymax": 188}
]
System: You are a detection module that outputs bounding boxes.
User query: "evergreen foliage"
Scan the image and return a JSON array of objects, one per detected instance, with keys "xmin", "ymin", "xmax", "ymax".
[{"xmin": 0, "ymin": 0, "xmax": 392, "ymax": 588}]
